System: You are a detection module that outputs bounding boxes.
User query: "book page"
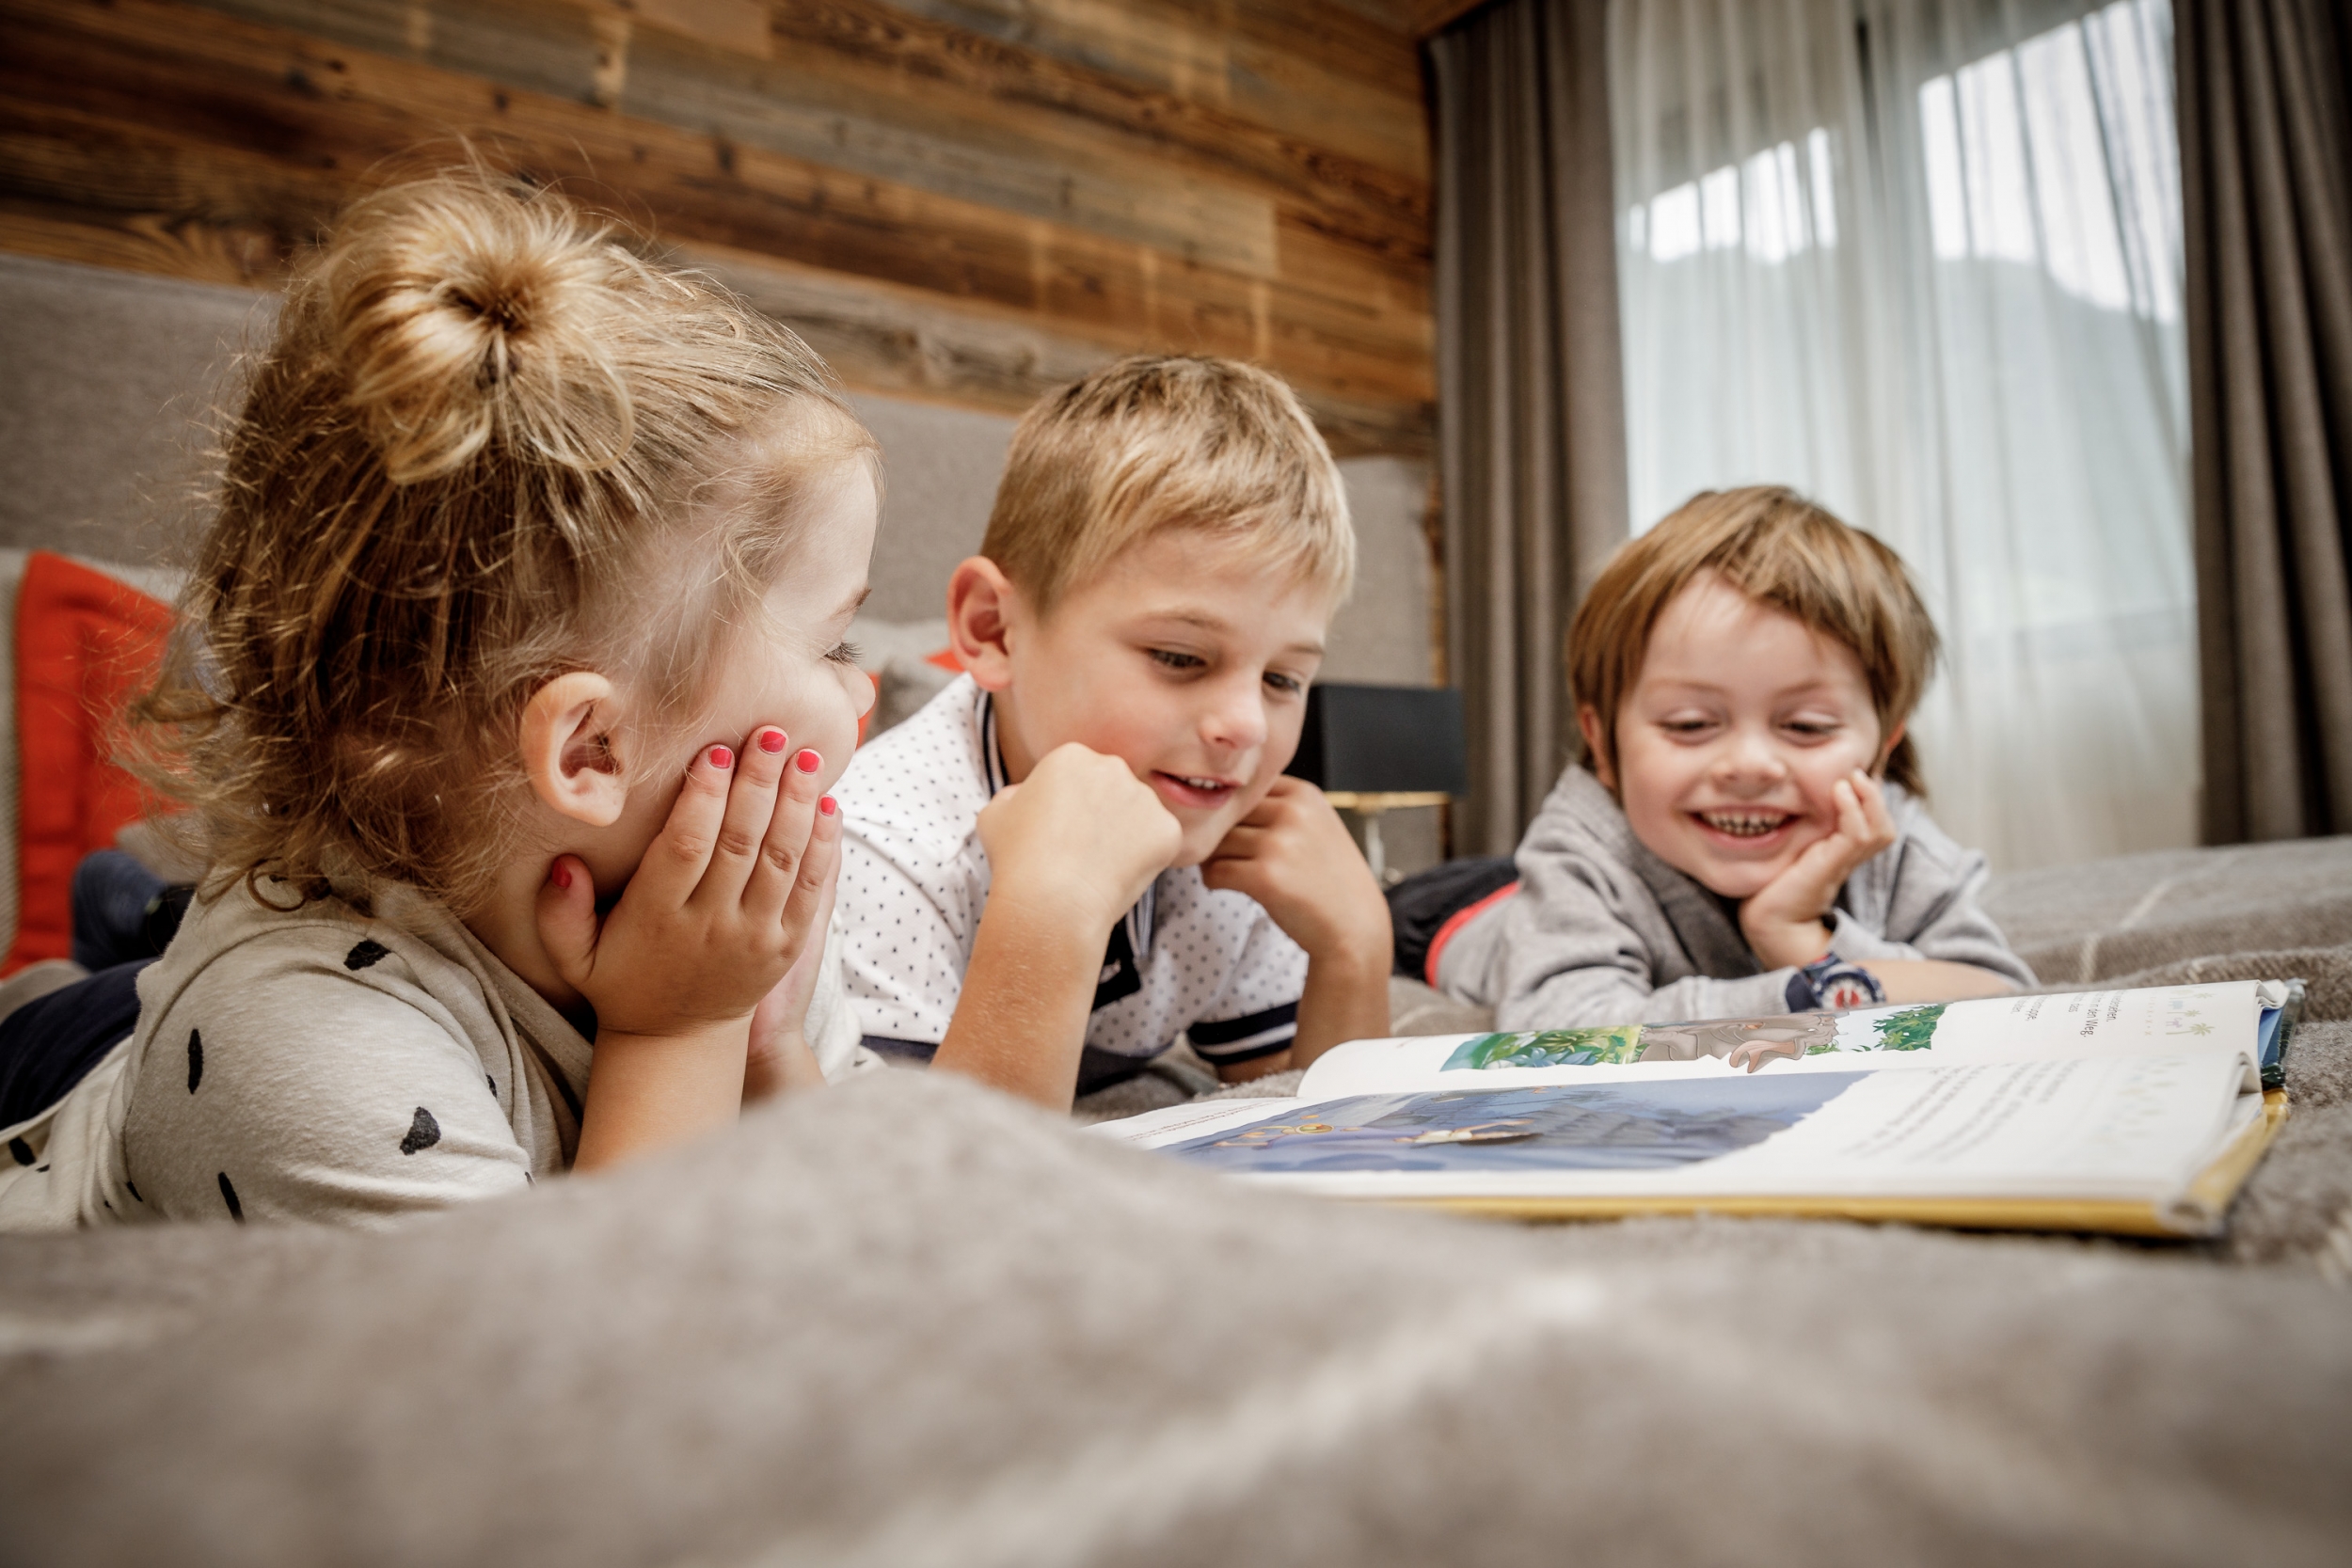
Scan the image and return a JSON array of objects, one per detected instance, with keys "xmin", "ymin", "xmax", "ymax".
[
  {"xmin": 1087, "ymin": 1098, "xmax": 1310, "ymax": 1150},
  {"xmin": 1298, "ymin": 1033, "xmax": 1762, "ymax": 1099},
  {"xmin": 1156, "ymin": 1051, "xmax": 2256, "ymax": 1212},
  {"xmin": 1697, "ymin": 1052, "xmax": 2252, "ymax": 1196},
  {"xmin": 1298, "ymin": 982, "xmax": 2279, "ymax": 1101},
  {"xmin": 1925, "ymin": 983, "xmax": 2267, "ymax": 1063}
]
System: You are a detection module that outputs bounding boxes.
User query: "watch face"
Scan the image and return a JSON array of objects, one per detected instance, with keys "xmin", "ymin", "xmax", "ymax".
[{"xmin": 1820, "ymin": 974, "xmax": 1879, "ymax": 1011}]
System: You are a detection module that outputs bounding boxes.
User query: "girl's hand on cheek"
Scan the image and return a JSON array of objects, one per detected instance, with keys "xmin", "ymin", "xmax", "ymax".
[
  {"xmin": 1738, "ymin": 769, "xmax": 1898, "ymax": 970},
  {"xmin": 743, "ymin": 854, "xmax": 837, "ymax": 1101},
  {"xmin": 537, "ymin": 728, "xmax": 841, "ymax": 1043}
]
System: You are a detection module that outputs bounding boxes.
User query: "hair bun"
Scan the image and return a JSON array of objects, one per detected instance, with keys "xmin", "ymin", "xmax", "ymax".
[{"xmin": 324, "ymin": 174, "xmax": 639, "ymax": 484}]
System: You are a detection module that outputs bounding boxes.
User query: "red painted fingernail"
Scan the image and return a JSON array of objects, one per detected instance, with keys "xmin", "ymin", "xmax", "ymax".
[
  {"xmin": 758, "ymin": 728, "xmax": 787, "ymax": 753},
  {"xmin": 796, "ymin": 749, "xmax": 821, "ymax": 773},
  {"xmin": 819, "ymin": 796, "xmax": 838, "ymax": 816},
  {"xmin": 708, "ymin": 745, "xmax": 733, "ymax": 769},
  {"xmin": 550, "ymin": 863, "xmax": 572, "ymax": 890}
]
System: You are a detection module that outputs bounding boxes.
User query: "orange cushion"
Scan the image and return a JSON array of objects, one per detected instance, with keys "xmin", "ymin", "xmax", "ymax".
[
  {"xmin": 5, "ymin": 553, "xmax": 173, "ymax": 975},
  {"xmin": 853, "ymin": 647, "xmax": 961, "ymax": 748},
  {"xmin": 856, "ymin": 671, "xmax": 881, "ymax": 746}
]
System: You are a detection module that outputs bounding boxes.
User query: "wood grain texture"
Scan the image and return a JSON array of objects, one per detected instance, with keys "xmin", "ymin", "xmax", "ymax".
[
  {"xmin": 754, "ymin": 0, "xmax": 1430, "ymax": 261},
  {"xmin": 0, "ymin": 0, "xmax": 1434, "ymax": 451},
  {"xmin": 1407, "ymin": 0, "xmax": 1493, "ymax": 40},
  {"xmin": 866, "ymin": 0, "xmax": 1429, "ymax": 173}
]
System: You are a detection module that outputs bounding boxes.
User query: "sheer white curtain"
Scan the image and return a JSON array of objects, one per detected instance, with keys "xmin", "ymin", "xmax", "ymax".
[{"xmin": 1612, "ymin": 0, "xmax": 2194, "ymax": 871}]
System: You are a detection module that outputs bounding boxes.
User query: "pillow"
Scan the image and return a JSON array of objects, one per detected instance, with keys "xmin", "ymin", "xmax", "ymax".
[
  {"xmin": 0, "ymin": 548, "xmax": 27, "ymax": 961},
  {"xmin": 2, "ymin": 552, "xmax": 173, "ymax": 975}
]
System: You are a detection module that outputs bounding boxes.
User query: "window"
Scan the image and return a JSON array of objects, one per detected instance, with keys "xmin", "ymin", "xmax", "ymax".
[{"xmin": 1611, "ymin": 0, "xmax": 2190, "ymax": 870}]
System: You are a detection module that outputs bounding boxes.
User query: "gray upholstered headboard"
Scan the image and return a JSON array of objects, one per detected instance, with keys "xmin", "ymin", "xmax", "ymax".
[
  {"xmin": 0, "ymin": 253, "xmax": 1436, "ymax": 685},
  {"xmin": 0, "ymin": 253, "xmax": 1447, "ymax": 900}
]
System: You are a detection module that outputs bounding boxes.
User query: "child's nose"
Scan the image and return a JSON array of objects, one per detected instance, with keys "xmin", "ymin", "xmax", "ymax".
[
  {"xmin": 1715, "ymin": 727, "xmax": 1789, "ymax": 786},
  {"xmin": 1200, "ymin": 677, "xmax": 1268, "ymax": 752}
]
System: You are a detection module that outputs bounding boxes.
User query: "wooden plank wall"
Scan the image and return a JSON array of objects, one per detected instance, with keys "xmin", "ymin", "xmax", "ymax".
[{"xmin": 0, "ymin": 0, "xmax": 1434, "ymax": 455}]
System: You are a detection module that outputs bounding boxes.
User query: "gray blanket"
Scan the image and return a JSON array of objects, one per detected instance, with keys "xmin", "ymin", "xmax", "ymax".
[
  {"xmin": 4, "ymin": 1031, "xmax": 2349, "ymax": 1567},
  {"xmin": 7, "ymin": 836, "xmax": 2352, "ymax": 1564},
  {"xmin": 1985, "ymin": 835, "xmax": 2352, "ymax": 985}
]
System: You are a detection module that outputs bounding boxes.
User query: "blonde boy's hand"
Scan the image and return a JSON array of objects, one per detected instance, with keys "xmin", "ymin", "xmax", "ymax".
[
  {"xmin": 1202, "ymin": 779, "xmax": 1392, "ymax": 1071},
  {"xmin": 935, "ymin": 745, "xmax": 1177, "ymax": 1110},
  {"xmin": 1201, "ymin": 778, "xmax": 1391, "ymax": 969},
  {"xmin": 1739, "ymin": 768, "xmax": 1897, "ymax": 970},
  {"xmin": 978, "ymin": 742, "xmax": 1181, "ymax": 934}
]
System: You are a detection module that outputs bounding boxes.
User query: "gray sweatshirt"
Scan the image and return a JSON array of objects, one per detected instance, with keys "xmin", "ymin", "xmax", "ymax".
[{"xmin": 1436, "ymin": 768, "xmax": 2036, "ymax": 1029}]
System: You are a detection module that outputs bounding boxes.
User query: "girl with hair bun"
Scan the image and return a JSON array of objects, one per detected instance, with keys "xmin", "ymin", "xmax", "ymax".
[{"xmin": 0, "ymin": 169, "xmax": 896, "ymax": 1227}]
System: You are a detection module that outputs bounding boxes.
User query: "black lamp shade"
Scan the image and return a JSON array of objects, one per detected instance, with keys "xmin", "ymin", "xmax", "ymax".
[{"xmin": 1284, "ymin": 684, "xmax": 1469, "ymax": 796}]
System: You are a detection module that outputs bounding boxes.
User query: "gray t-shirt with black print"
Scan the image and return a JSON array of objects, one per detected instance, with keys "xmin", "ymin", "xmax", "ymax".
[{"xmin": 0, "ymin": 872, "xmax": 868, "ymax": 1231}]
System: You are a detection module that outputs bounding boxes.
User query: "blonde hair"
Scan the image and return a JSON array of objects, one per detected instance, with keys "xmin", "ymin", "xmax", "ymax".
[
  {"xmin": 1568, "ymin": 486, "xmax": 1940, "ymax": 795},
  {"xmin": 136, "ymin": 167, "xmax": 876, "ymax": 911},
  {"xmin": 978, "ymin": 355, "xmax": 1353, "ymax": 610}
]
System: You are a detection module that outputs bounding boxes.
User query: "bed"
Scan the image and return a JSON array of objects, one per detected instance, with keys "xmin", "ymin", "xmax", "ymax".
[
  {"xmin": 2, "ymin": 828, "xmax": 2347, "ymax": 1564},
  {"xmin": 5, "ymin": 255, "xmax": 2348, "ymax": 1567}
]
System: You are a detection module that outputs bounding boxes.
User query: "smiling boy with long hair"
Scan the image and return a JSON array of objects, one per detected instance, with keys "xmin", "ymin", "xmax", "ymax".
[{"xmin": 1400, "ymin": 486, "xmax": 2034, "ymax": 1029}]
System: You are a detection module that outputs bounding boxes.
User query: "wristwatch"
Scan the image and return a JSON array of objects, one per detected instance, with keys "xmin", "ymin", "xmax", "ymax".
[{"xmin": 1784, "ymin": 953, "xmax": 1886, "ymax": 1013}]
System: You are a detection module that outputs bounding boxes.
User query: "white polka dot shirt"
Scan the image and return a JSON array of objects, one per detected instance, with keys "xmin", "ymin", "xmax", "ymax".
[{"xmin": 834, "ymin": 675, "xmax": 1308, "ymax": 1091}]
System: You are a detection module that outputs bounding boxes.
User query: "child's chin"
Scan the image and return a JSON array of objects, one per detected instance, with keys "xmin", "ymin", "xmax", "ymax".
[
  {"xmin": 1680, "ymin": 852, "xmax": 1785, "ymax": 903},
  {"xmin": 1168, "ymin": 826, "xmax": 1227, "ymax": 870}
]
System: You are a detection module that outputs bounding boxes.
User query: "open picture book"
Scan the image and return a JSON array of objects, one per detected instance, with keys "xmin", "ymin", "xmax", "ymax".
[{"xmin": 1094, "ymin": 981, "xmax": 2305, "ymax": 1237}]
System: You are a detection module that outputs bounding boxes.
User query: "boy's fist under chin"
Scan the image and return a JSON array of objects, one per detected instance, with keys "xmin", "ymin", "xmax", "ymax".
[
  {"xmin": 1738, "ymin": 768, "xmax": 1899, "ymax": 970},
  {"xmin": 977, "ymin": 742, "xmax": 1182, "ymax": 932}
]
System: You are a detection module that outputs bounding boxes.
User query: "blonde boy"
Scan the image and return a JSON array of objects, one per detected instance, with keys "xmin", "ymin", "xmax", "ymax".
[
  {"xmin": 1421, "ymin": 486, "xmax": 2033, "ymax": 1028},
  {"xmin": 834, "ymin": 356, "xmax": 1392, "ymax": 1107}
]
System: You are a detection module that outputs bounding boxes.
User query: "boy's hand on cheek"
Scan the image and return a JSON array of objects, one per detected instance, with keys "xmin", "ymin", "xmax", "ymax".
[
  {"xmin": 978, "ymin": 743, "xmax": 1181, "ymax": 934},
  {"xmin": 1201, "ymin": 778, "xmax": 1391, "ymax": 968},
  {"xmin": 1739, "ymin": 769, "xmax": 1898, "ymax": 969}
]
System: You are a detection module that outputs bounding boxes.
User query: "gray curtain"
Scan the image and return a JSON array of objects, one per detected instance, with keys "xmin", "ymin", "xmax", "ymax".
[
  {"xmin": 2179, "ymin": 0, "xmax": 2352, "ymax": 843},
  {"xmin": 1430, "ymin": 0, "xmax": 1630, "ymax": 857}
]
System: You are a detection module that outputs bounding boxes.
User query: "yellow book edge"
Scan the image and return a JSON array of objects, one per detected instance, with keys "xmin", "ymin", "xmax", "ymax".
[{"xmin": 1365, "ymin": 1089, "xmax": 2292, "ymax": 1239}]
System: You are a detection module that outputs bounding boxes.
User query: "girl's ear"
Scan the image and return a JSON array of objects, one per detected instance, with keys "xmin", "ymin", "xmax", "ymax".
[
  {"xmin": 519, "ymin": 672, "xmax": 629, "ymax": 828},
  {"xmin": 1875, "ymin": 719, "xmax": 1908, "ymax": 775},
  {"xmin": 946, "ymin": 555, "xmax": 1022, "ymax": 692},
  {"xmin": 1576, "ymin": 705, "xmax": 1615, "ymax": 791}
]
